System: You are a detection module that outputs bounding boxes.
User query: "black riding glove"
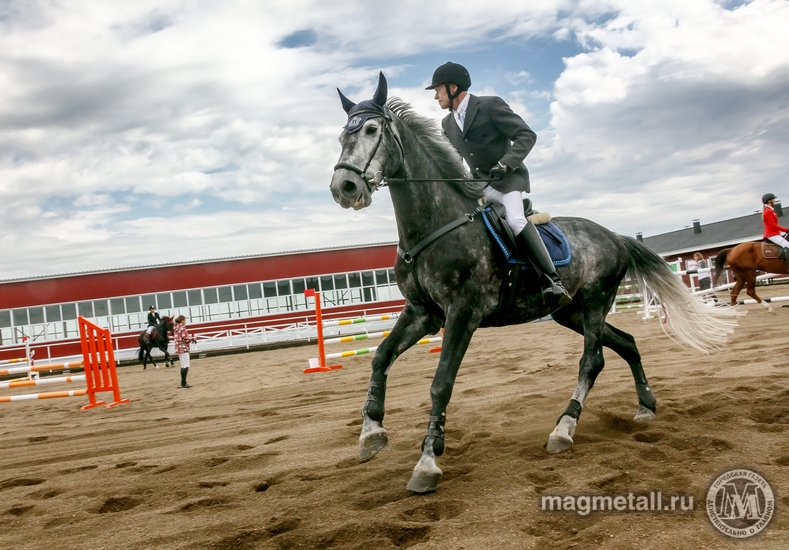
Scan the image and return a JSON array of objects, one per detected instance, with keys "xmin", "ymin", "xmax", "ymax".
[{"xmin": 489, "ymin": 161, "xmax": 509, "ymax": 180}]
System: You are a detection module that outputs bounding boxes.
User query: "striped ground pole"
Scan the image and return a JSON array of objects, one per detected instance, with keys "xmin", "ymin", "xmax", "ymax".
[
  {"xmin": 737, "ymin": 296, "xmax": 789, "ymax": 305},
  {"xmin": 322, "ymin": 331, "xmax": 391, "ymax": 345},
  {"xmin": 322, "ymin": 313, "xmax": 400, "ymax": 328},
  {"xmin": 0, "ymin": 389, "xmax": 87, "ymax": 402},
  {"xmin": 0, "ymin": 361, "xmax": 84, "ymax": 377},
  {"xmin": 320, "ymin": 337, "xmax": 442, "ymax": 361},
  {"xmin": 0, "ymin": 375, "xmax": 87, "ymax": 390},
  {"xmin": 0, "ymin": 357, "xmax": 29, "ymax": 365}
]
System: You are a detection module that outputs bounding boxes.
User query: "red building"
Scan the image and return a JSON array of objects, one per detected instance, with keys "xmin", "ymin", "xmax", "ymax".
[{"xmin": 0, "ymin": 243, "xmax": 403, "ymax": 361}]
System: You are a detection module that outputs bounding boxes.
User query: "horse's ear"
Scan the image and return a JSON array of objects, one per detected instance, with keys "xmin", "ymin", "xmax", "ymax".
[
  {"xmin": 337, "ymin": 88, "xmax": 355, "ymax": 114},
  {"xmin": 372, "ymin": 71, "xmax": 387, "ymax": 106}
]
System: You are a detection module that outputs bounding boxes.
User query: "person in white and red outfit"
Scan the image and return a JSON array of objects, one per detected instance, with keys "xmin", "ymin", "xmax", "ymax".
[
  {"xmin": 762, "ymin": 193, "xmax": 789, "ymax": 267},
  {"xmin": 173, "ymin": 315, "xmax": 196, "ymax": 388}
]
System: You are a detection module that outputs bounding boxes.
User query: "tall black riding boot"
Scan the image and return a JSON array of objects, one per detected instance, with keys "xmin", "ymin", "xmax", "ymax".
[
  {"xmin": 180, "ymin": 367, "xmax": 190, "ymax": 388},
  {"xmin": 515, "ymin": 222, "xmax": 572, "ymax": 308},
  {"xmin": 782, "ymin": 247, "xmax": 789, "ymax": 270}
]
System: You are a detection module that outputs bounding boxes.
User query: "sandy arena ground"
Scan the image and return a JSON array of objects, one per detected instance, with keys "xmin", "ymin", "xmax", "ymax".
[{"xmin": 1, "ymin": 286, "xmax": 788, "ymax": 550}]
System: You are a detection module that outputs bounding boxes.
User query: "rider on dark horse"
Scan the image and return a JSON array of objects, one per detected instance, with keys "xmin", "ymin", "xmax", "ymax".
[
  {"xmin": 762, "ymin": 193, "xmax": 789, "ymax": 268},
  {"xmin": 145, "ymin": 305, "xmax": 161, "ymax": 343},
  {"xmin": 426, "ymin": 62, "xmax": 571, "ymax": 308}
]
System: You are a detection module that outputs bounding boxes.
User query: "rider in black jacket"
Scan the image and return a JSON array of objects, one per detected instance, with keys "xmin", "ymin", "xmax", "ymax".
[{"xmin": 427, "ymin": 62, "xmax": 571, "ymax": 308}]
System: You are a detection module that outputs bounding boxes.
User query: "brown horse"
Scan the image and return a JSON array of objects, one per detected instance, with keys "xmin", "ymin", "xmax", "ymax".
[{"xmin": 713, "ymin": 241, "xmax": 788, "ymax": 310}]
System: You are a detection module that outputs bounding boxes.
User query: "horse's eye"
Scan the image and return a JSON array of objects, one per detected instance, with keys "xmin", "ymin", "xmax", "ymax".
[{"xmin": 365, "ymin": 124, "xmax": 378, "ymax": 135}]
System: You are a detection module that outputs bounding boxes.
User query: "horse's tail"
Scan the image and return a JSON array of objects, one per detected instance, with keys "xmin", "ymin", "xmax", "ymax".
[
  {"xmin": 620, "ymin": 236, "xmax": 740, "ymax": 353},
  {"xmin": 712, "ymin": 248, "xmax": 730, "ymax": 285}
]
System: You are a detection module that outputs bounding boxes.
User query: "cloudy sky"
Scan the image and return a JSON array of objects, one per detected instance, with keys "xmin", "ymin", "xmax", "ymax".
[{"xmin": 1, "ymin": 0, "xmax": 787, "ymax": 279}]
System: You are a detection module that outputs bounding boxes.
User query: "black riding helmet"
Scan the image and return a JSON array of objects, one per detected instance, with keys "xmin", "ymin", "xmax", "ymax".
[
  {"xmin": 425, "ymin": 62, "xmax": 471, "ymax": 91},
  {"xmin": 426, "ymin": 62, "xmax": 471, "ymax": 112},
  {"xmin": 763, "ymin": 193, "xmax": 777, "ymax": 204}
]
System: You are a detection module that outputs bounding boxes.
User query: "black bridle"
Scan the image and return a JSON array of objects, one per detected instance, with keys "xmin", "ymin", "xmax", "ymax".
[
  {"xmin": 333, "ymin": 112, "xmax": 405, "ymax": 192},
  {"xmin": 333, "ymin": 113, "xmax": 496, "ymax": 190},
  {"xmin": 333, "ymin": 112, "xmax": 495, "ymax": 264}
]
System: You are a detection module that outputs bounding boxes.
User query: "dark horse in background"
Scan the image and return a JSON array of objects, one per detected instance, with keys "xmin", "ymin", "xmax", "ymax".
[
  {"xmin": 138, "ymin": 316, "xmax": 175, "ymax": 369},
  {"xmin": 330, "ymin": 73, "xmax": 740, "ymax": 493},
  {"xmin": 713, "ymin": 241, "xmax": 789, "ymax": 311}
]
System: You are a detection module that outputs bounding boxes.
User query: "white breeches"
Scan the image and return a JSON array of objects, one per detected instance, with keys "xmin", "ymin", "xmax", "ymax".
[
  {"xmin": 483, "ymin": 187, "xmax": 528, "ymax": 233},
  {"xmin": 179, "ymin": 353, "xmax": 190, "ymax": 369},
  {"xmin": 146, "ymin": 326, "xmax": 154, "ymax": 335},
  {"xmin": 768, "ymin": 235, "xmax": 789, "ymax": 248}
]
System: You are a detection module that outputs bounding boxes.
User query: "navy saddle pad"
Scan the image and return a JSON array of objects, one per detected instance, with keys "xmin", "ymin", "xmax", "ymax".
[{"xmin": 480, "ymin": 205, "xmax": 572, "ymax": 267}]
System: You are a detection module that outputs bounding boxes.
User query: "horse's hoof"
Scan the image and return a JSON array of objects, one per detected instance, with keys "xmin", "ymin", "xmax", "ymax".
[
  {"xmin": 546, "ymin": 433, "xmax": 574, "ymax": 454},
  {"xmin": 407, "ymin": 471, "xmax": 441, "ymax": 493},
  {"xmin": 406, "ymin": 452, "xmax": 442, "ymax": 493},
  {"xmin": 359, "ymin": 428, "xmax": 388, "ymax": 462},
  {"xmin": 634, "ymin": 408, "xmax": 656, "ymax": 422}
]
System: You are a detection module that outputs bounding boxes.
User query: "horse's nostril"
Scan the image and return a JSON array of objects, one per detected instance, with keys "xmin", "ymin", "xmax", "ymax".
[{"xmin": 341, "ymin": 180, "xmax": 358, "ymax": 196}]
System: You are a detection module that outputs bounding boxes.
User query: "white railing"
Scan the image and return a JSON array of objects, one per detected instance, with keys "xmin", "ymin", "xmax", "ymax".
[{"xmin": 0, "ymin": 304, "xmax": 406, "ymax": 366}]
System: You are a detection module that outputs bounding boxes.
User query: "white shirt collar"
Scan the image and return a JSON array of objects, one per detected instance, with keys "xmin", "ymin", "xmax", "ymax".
[{"xmin": 453, "ymin": 93, "xmax": 471, "ymax": 131}]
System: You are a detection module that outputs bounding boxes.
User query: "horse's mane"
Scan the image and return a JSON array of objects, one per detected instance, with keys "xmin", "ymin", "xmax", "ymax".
[{"xmin": 387, "ymin": 97, "xmax": 486, "ymax": 199}]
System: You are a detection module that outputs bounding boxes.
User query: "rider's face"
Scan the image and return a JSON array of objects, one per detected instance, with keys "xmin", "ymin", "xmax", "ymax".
[{"xmin": 433, "ymin": 84, "xmax": 458, "ymax": 110}]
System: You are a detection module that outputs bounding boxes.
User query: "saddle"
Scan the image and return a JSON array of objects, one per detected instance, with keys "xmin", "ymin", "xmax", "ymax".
[
  {"xmin": 480, "ymin": 198, "xmax": 572, "ymax": 321},
  {"xmin": 762, "ymin": 240, "xmax": 783, "ymax": 259},
  {"xmin": 481, "ymin": 198, "xmax": 572, "ymax": 266},
  {"xmin": 144, "ymin": 329, "xmax": 159, "ymax": 344}
]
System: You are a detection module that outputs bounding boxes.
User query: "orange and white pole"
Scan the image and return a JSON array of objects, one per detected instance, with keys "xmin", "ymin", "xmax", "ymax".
[
  {"xmin": 0, "ymin": 389, "xmax": 87, "ymax": 402},
  {"xmin": 303, "ymin": 289, "xmax": 342, "ymax": 374},
  {"xmin": 0, "ymin": 361, "xmax": 84, "ymax": 377},
  {"xmin": 0, "ymin": 375, "xmax": 86, "ymax": 390}
]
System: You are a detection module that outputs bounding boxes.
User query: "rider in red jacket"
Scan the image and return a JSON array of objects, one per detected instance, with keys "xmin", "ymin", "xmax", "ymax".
[{"xmin": 762, "ymin": 193, "xmax": 789, "ymax": 265}]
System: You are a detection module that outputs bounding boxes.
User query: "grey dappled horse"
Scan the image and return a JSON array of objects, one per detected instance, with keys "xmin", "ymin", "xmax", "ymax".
[{"xmin": 330, "ymin": 73, "xmax": 738, "ymax": 493}]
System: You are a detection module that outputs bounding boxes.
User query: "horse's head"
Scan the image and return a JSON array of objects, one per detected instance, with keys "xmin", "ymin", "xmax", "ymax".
[
  {"xmin": 162, "ymin": 316, "xmax": 174, "ymax": 333},
  {"xmin": 331, "ymin": 72, "xmax": 403, "ymax": 210}
]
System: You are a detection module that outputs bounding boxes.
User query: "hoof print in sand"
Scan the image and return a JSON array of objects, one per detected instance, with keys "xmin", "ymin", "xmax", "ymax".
[
  {"xmin": 0, "ymin": 478, "xmax": 45, "ymax": 491},
  {"xmin": 6, "ymin": 504, "xmax": 34, "ymax": 516},
  {"xmin": 595, "ymin": 411, "xmax": 639, "ymax": 433},
  {"xmin": 177, "ymin": 496, "xmax": 230, "ymax": 512},
  {"xmin": 302, "ymin": 522, "xmax": 430, "ymax": 549},
  {"xmin": 198, "ymin": 481, "xmax": 228, "ymax": 488},
  {"xmin": 254, "ymin": 481, "xmax": 270, "ymax": 492},
  {"xmin": 353, "ymin": 489, "xmax": 413, "ymax": 511},
  {"xmin": 28, "ymin": 488, "xmax": 63, "ymax": 499},
  {"xmin": 95, "ymin": 496, "xmax": 142, "ymax": 514},
  {"xmin": 210, "ymin": 518, "xmax": 300, "ymax": 550},
  {"xmin": 633, "ymin": 431, "xmax": 665, "ymax": 443},
  {"xmin": 399, "ymin": 500, "xmax": 463, "ymax": 523}
]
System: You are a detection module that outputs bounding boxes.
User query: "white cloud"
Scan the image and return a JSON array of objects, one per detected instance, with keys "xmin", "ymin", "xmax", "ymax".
[
  {"xmin": 533, "ymin": 0, "xmax": 789, "ymax": 236},
  {"xmin": 0, "ymin": 0, "xmax": 788, "ymax": 279}
]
